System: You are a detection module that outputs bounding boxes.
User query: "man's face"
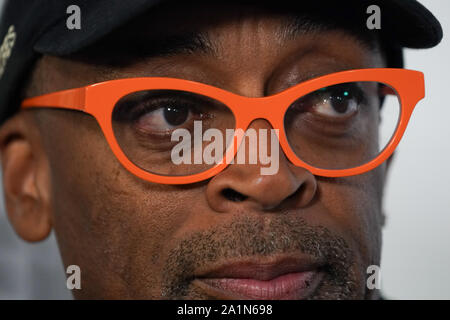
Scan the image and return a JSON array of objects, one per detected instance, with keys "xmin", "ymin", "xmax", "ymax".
[{"xmin": 12, "ymin": 2, "xmax": 387, "ymax": 299}]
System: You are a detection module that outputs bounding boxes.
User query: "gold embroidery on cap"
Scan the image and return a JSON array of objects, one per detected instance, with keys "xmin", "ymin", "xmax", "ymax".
[{"xmin": 0, "ymin": 25, "xmax": 17, "ymax": 79}]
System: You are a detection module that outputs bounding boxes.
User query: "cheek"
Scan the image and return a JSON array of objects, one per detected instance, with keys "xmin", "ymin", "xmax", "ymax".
[
  {"xmin": 318, "ymin": 167, "xmax": 384, "ymax": 267},
  {"xmin": 43, "ymin": 113, "xmax": 201, "ymax": 298}
]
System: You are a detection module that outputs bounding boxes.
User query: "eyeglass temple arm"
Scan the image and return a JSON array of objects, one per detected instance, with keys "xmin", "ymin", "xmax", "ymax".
[{"xmin": 21, "ymin": 87, "xmax": 86, "ymax": 111}]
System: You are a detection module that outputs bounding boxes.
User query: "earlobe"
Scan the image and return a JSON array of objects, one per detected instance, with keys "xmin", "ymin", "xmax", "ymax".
[{"xmin": 0, "ymin": 112, "xmax": 52, "ymax": 242}]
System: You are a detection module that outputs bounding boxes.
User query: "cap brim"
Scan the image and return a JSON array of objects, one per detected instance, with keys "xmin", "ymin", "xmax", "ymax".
[
  {"xmin": 383, "ymin": 0, "xmax": 443, "ymax": 48},
  {"xmin": 33, "ymin": 0, "xmax": 443, "ymax": 56}
]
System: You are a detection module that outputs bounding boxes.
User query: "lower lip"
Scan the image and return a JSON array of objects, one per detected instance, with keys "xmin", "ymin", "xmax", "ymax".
[{"xmin": 195, "ymin": 271, "xmax": 323, "ymax": 300}]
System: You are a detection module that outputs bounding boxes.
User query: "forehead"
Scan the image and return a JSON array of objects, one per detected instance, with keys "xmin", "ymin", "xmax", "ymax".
[{"xmin": 31, "ymin": 1, "xmax": 384, "ymax": 96}]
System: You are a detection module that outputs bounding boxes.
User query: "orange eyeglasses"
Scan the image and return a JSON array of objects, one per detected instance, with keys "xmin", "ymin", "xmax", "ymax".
[{"xmin": 21, "ymin": 68, "xmax": 425, "ymax": 184}]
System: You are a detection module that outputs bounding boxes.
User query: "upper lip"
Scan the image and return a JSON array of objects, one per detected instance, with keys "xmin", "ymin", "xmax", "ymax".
[{"xmin": 195, "ymin": 254, "xmax": 324, "ymax": 281}]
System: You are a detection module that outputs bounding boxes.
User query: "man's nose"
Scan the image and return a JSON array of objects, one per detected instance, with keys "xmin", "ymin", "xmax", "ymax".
[{"xmin": 206, "ymin": 120, "xmax": 317, "ymax": 213}]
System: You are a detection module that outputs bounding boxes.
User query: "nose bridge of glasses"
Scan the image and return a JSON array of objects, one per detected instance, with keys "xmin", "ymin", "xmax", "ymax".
[{"xmin": 234, "ymin": 95, "xmax": 286, "ymax": 130}]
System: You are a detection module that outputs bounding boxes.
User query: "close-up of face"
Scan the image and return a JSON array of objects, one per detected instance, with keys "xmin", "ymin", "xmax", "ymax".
[{"xmin": 1, "ymin": 0, "xmax": 441, "ymax": 300}]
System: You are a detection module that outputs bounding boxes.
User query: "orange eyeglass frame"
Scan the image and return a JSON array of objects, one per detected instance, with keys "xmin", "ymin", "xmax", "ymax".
[{"xmin": 21, "ymin": 68, "xmax": 425, "ymax": 185}]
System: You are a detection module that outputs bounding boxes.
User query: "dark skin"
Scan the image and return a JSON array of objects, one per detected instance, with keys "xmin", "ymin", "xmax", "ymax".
[{"xmin": 0, "ymin": 2, "xmax": 389, "ymax": 299}]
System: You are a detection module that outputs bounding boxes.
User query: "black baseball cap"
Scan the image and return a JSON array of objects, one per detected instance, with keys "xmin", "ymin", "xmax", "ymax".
[{"xmin": 0, "ymin": 0, "xmax": 443, "ymax": 124}]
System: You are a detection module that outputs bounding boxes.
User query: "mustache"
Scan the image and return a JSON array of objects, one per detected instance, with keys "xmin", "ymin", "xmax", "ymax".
[{"xmin": 161, "ymin": 215, "xmax": 360, "ymax": 299}]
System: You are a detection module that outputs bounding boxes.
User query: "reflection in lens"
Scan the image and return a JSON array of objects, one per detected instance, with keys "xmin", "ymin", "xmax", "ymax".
[
  {"xmin": 284, "ymin": 82, "xmax": 400, "ymax": 170},
  {"xmin": 112, "ymin": 90, "xmax": 236, "ymax": 176}
]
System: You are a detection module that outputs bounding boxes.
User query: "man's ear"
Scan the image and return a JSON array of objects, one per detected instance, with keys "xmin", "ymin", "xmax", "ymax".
[{"xmin": 0, "ymin": 111, "xmax": 52, "ymax": 242}]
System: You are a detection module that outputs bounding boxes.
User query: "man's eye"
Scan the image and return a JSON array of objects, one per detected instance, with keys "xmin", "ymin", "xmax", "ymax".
[
  {"xmin": 136, "ymin": 102, "xmax": 197, "ymax": 134},
  {"xmin": 310, "ymin": 85, "xmax": 363, "ymax": 118}
]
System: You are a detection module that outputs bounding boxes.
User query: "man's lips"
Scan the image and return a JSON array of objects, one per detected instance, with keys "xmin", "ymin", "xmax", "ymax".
[{"xmin": 193, "ymin": 256, "xmax": 325, "ymax": 299}]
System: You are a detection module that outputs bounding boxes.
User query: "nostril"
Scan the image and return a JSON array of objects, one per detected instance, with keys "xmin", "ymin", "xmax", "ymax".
[{"xmin": 221, "ymin": 188, "xmax": 248, "ymax": 202}]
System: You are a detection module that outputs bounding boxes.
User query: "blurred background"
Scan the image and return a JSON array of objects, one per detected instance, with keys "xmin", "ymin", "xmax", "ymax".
[{"xmin": 0, "ymin": 0, "xmax": 449, "ymax": 300}]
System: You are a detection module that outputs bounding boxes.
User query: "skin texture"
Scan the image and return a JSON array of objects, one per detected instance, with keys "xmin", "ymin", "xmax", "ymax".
[{"xmin": 0, "ymin": 2, "xmax": 389, "ymax": 299}]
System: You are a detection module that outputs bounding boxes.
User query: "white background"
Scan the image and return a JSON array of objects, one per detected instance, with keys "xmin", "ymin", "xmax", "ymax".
[
  {"xmin": 380, "ymin": 0, "xmax": 450, "ymax": 300},
  {"xmin": 0, "ymin": 0, "xmax": 449, "ymax": 299}
]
